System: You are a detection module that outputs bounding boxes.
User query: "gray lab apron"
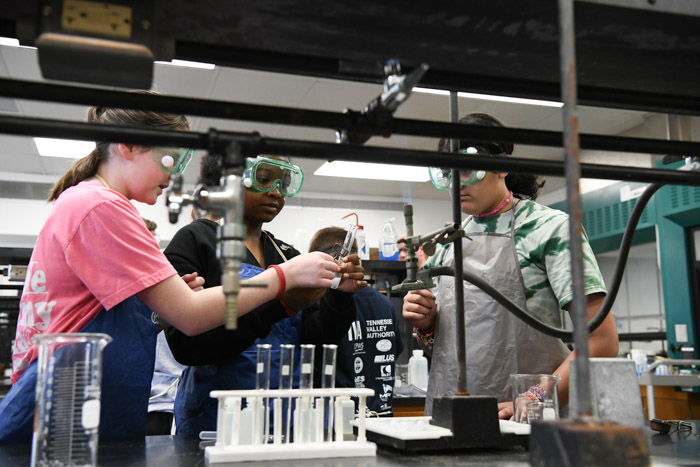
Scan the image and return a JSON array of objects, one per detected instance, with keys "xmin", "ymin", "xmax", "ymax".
[{"xmin": 425, "ymin": 203, "xmax": 570, "ymax": 415}]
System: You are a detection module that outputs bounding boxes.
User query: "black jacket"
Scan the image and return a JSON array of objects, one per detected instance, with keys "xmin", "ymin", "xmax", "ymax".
[{"xmin": 163, "ymin": 219, "xmax": 356, "ymax": 366}]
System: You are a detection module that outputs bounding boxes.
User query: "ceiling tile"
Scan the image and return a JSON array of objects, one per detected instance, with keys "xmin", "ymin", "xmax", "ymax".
[{"xmin": 209, "ymin": 68, "xmax": 316, "ymax": 107}]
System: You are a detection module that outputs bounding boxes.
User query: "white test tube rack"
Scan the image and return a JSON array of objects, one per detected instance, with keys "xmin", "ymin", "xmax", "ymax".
[{"xmin": 205, "ymin": 387, "xmax": 376, "ymax": 463}]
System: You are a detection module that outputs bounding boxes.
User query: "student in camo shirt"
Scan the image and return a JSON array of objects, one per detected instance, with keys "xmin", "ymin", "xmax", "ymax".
[{"xmin": 402, "ymin": 113, "xmax": 619, "ymax": 419}]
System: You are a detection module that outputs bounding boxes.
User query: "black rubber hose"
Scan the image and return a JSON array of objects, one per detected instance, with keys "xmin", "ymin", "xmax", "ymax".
[{"xmin": 428, "ymin": 182, "xmax": 664, "ymax": 340}]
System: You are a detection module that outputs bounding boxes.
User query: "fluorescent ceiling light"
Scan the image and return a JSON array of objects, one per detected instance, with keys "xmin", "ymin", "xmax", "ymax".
[
  {"xmin": 315, "ymin": 161, "xmax": 430, "ymax": 182},
  {"xmin": 155, "ymin": 59, "xmax": 216, "ymax": 70},
  {"xmin": 0, "ymin": 37, "xmax": 20, "ymax": 47},
  {"xmin": 414, "ymin": 87, "xmax": 563, "ymax": 108},
  {"xmin": 34, "ymin": 138, "xmax": 96, "ymax": 159}
]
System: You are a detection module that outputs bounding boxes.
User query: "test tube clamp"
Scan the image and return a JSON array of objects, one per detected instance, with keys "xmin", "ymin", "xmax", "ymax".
[
  {"xmin": 205, "ymin": 388, "xmax": 376, "ymax": 463},
  {"xmin": 362, "ymin": 395, "xmax": 528, "ymax": 451}
]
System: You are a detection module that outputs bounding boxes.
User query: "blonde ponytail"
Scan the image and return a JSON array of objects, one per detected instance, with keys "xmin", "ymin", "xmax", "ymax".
[{"xmin": 48, "ymin": 146, "xmax": 106, "ymax": 201}]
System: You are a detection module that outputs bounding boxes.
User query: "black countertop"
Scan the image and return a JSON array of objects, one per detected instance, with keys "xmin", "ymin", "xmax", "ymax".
[{"xmin": 2, "ymin": 421, "xmax": 698, "ymax": 466}]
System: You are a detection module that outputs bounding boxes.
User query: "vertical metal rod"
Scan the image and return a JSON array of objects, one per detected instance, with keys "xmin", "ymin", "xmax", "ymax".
[
  {"xmin": 449, "ymin": 91, "xmax": 468, "ymax": 395},
  {"xmin": 558, "ymin": 0, "xmax": 591, "ymax": 418}
]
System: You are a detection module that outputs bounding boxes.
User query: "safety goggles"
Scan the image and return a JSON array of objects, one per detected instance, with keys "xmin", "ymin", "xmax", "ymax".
[
  {"xmin": 428, "ymin": 145, "xmax": 501, "ymax": 190},
  {"xmin": 242, "ymin": 156, "xmax": 304, "ymax": 197},
  {"xmin": 151, "ymin": 147, "xmax": 195, "ymax": 175}
]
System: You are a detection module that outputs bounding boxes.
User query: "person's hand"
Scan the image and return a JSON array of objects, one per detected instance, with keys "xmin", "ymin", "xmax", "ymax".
[
  {"xmin": 281, "ymin": 287, "xmax": 326, "ymax": 311},
  {"xmin": 279, "ymin": 252, "xmax": 340, "ymax": 289},
  {"xmin": 497, "ymin": 401, "xmax": 514, "ymax": 420},
  {"xmin": 337, "ymin": 254, "xmax": 367, "ymax": 293},
  {"xmin": 182, "ymin": 272, "xmax": 204, "ymax": 291},
  {"xmin": 402, "ymin": 288, "xmax": 436, "ymax": 332}
]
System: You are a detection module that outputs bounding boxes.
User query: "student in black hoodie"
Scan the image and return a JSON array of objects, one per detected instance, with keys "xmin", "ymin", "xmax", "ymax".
[{"xmin": 163, "ymin": 154, "xmax": 365, "ymax": 435}]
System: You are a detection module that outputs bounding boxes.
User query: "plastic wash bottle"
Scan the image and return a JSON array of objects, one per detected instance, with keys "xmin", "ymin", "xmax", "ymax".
[
  {"xmin": 378, "ymin": 217, "xmax": 399, "ymax": 261},
  {"xmin": 408, "ymin": 349, "xmax": 429, "ymax": 391}
]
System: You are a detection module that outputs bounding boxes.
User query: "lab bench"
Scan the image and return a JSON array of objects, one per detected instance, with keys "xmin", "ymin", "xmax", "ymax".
[{"xmin": 1, "ymin": 421, "xmax": 697, "ymax": 466}]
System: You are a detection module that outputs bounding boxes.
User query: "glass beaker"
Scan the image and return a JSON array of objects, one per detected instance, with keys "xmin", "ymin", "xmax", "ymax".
[
  {"xmin": 31, "ymin": 333, "xmax": 112, "ymax": 467},
  {"xmin": 510, "ymin": 373, "xmax": 560, "ymax": 424}
]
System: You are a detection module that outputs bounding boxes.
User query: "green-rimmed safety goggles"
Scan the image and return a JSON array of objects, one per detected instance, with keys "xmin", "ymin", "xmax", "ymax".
[
  {"xmin": 152, "ymin": 147, "xmax": 195, "ymax": 175},
  {"xmin": 242, "ymin": 156, "xmax": 304, "ymax": 197},
  {"xmin": 428, "ymin": 145, "xmax": 502, "ymax": 190}
]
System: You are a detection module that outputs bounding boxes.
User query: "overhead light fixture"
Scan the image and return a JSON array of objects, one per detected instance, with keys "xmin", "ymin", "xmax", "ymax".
[
  {"xmin": 34, "ymin": 138, "xmax": 96, "ymax": 159},
  {"xmin": 315, "ymin": 161, "xmax": 430, "ymax": 182},
  {"xmin": 414, "ymin": 87, "xmax": 563, "ymax": 108},
  {"xmin": 155, "ymin": 59, "xmax": 216, "ymax": 70}
]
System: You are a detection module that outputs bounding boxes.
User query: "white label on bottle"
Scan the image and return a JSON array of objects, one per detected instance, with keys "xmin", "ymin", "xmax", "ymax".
[
  {"xmin": 282, "ymin": 365, "xmax": 290, "ymax": 376},
  {"xmin": 302, "ymin": 363, "xmax": 311, "ymax": 374},
  {"xmin": 325, "ymin": 364, "xmax": 334, "ymax": 376},
  {"xmin": 257, "ymin": 362, "xmax": 264, "ymax": 373},
  {"xmin": 81, "ymin": 399, "xmax": 101, "ymax": 429}
]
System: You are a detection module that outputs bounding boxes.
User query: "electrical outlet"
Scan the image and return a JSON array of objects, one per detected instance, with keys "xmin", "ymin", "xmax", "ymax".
[
  {"xmin": 8, "ymin": 265, "xmax": 27, "ymax": 281},
  {"xmin": 61, "ymin": 0, "xmax": 133, "ymax": 39}
]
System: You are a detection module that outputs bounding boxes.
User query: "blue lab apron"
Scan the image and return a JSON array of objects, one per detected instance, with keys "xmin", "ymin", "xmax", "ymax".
[
  {"xmin": 174, "ymin": 263, "xmax": 302, "ymax": 436},
  {"xmin": 0, "ymin": 296, "xmax": 158, "ymax": 443}
]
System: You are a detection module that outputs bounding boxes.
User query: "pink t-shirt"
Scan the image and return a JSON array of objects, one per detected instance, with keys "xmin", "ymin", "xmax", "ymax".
[{"xmin": 12, "ymin": 181, "xmax": 176, "ymax": 383}]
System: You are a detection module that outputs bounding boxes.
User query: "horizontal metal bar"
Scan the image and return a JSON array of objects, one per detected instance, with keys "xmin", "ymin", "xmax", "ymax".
[
  {"xmin": 2, "ymin": 78, "xmax": 700, "ymax": 157},
  {"xmin": 1, "ymin": 115, "xmax": 700, "ymax": 187},
  {"xmin": 5, "ymin": 114, "xmax": 700, "ymax": 185},
  {"xmin": 617, "ymin": 332, "xmax": 667, "ymax": 342}
]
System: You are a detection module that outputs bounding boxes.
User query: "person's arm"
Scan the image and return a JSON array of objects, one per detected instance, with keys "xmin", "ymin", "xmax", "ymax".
[
  {"xmin": 301, "ymin": 289, "xmax": 357, "ymax": 388},
  {"xmin": 301, "ymin": 289, "xmax": 357, "ymax": 346},
  {"xmin": 553, "ymin": 292, "xmax": 618, "ymax": 407},
  {"xmin": 165, "ymin": 303, "xmax": 288, "ymax": 365},
  {"xmin": 162, "ymin": 224, "xmax": 289, "ymax": 364},
  {"xmin": 496, "ymin": 292, "xmax": 618, "ymax": 419},
  {"xmin": 137, "ymin": 252, "xmax": 341, "ymax": 336}
]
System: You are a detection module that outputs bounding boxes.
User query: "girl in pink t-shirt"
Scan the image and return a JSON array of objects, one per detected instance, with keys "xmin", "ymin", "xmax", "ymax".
[{"xmin": 0, "ymin": 95, "xmax": 358, "ymax": 443}]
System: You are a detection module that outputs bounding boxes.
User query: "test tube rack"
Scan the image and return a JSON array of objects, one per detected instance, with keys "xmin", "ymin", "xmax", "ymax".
[{"xmin": 205, "ymin": 387, "xmax": 377, "ymax": 463}]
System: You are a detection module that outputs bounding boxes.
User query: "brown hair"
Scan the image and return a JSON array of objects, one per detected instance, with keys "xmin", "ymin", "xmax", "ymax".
[
  {"xmin": 48, "ymin": 91, "xmax": 190, "ymax": 201},
  {"xmin": 142, "ymin": 217, "xmax": 157, "ymax": 233},
  {"xmin": 308, "ymin": 226, "xmax": 357, "ymax": 254}
]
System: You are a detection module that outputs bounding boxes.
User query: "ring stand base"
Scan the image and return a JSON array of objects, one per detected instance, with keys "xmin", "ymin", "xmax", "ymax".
[
  {"xmin": 364, "ymin": 395, "xmax": 529, "ymax": 452},
  {"xmin": 529, "ymin": 419, "xmax": 650, "ymax": 467}
]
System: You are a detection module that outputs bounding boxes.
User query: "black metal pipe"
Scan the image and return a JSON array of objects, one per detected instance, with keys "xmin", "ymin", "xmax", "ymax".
[
  {"xmin": 617, "ymin": 332, "xmax": 666, "ymax": 343},
  {"xmin": 1, "ymin": 115, "xmax": 699, "ymax": 187},
  {"xmin": 2, "ymin": 78, "xmax": 700, "ymax": 157}
]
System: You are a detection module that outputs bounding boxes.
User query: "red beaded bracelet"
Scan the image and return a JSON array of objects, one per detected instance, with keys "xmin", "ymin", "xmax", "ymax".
[
  {"xmin": 413, "ymin": 325, "xmax": 435, "ymax": 348},
  {"xmin": 267, "ymin": 264, "xmax": 286, "ymax": 300}
]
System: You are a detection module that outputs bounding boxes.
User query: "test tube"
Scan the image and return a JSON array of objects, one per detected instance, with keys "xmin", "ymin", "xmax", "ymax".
[
  {"xmin": 322, "ymin": 344, "xmax": 338, "ymax": 442},
  {"xmin": 299, "ymin": 344, "xmax": 315, "ymax": 390},
  {"xmin": 279, "ymin": 344, "xmax": 295, "ymax": 444},
  {"xmin": 330, "ymin": 224, "xmax": 358, "ymax": 289},
  {"xmin": 256, "ymin": 344, "xmax": 272, "ymax": 444},
  {"xmin": 321, "ymin": 344, "xmax": 338, "ymax": 389},
  {"xmin": 298, "ymin": 344, "xmax": 315, "ymax": 443}
]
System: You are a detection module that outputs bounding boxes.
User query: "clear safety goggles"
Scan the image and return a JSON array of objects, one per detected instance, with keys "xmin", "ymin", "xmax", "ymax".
[
  {"xmin": 428, "ymin": 145, "xmax": 502, "ymax": 190},
  {"xmin": 242, "ymin": 156, "xmax": 304, "ymax": 197},
  {"xmin": 151, "ymin": 147, "xmax": 195, "ymax": 175}
]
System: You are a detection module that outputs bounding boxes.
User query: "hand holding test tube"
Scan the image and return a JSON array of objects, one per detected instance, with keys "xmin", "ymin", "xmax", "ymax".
[{"xmin": 331, "ymin": 224, "xmax": 359, "ymax": 289}]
